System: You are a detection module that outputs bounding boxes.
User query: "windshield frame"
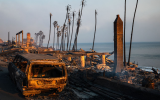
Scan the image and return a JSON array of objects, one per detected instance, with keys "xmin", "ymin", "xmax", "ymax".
[{"xmin": 28, "ymin": 61, "xmax": 67, "ymax": 79}]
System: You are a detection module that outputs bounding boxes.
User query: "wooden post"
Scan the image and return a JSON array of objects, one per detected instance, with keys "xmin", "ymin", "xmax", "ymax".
[
  {"xmin": 68, "ymin": 57, "xmax": 71, "ymax": 61},
  {"xmin": 27, "ymin": 33, "xmax": 30, "ymax": 47},
  {"xmin": 18, "ymin": 34, "xmax": 20, "ymax": 46},
  {"xmin": 113, "ymin": 15, "xmax": 123, "ymax": 73},
  {"xmin": 101, "ymin": 55, "xmax": 105, "ymax": 64},
  {"xmin": 86, "ymin": 55, "xmax": 90, "ymax": 66},
  {"xmin": 81, "ymin": 56, "xmax": 85, "ymax": 68},
  {"xmin": 16, "ymin": 35, "xmax": 17, "ymax": 45}
]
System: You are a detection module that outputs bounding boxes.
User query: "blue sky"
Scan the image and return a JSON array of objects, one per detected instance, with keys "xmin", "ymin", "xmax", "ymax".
[{"xmin": 0, "ymin": 0, "xmax": 160, "ymax": 44}]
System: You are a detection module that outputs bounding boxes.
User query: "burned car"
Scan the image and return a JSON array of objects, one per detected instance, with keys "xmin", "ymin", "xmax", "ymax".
[{"xmin": 8, "ymin": 53, "xmax": 68, "ymax": 96}]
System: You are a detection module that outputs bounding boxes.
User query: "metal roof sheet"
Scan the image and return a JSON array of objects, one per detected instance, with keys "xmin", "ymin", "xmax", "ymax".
[{"xmin": 18, "ymin": 53, "xmax": 58, "ymax": 61}]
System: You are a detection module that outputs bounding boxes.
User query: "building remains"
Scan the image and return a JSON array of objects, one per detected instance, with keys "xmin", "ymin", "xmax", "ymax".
[{"xmin": 113, "ymin": 15, "xmax": 123, "ymax": 73}]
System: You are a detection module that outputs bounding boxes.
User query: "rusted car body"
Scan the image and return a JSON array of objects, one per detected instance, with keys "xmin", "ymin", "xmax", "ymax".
[{"xmin": 8, "ymin": 53, "xmax": 68, "ymax": 96}]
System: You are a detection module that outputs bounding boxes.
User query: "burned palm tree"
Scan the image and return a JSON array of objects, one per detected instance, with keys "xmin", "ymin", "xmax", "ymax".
[
  {"xmin": 60, "ymin": 24, "xmax": 65, "ymax": 51},
  {"xmin": 60, "ymin": 5, "xmax": 71, "ymax": 51},
  {"xmin": 35, "ymin": 33, "xmax": 39, "ymax": 45},
  {"xmin": 92, "ymin": 10, "xmax": 97, "ymax": 50},
  {"xmin": 72, "ymin": 11, "xmax": 80, "ymax": 50},
  {"xmin": 64, "ymin": 26, "xmax": 68, "ymax": 50},
  {"xmin": 80, "ymin": 0, "xmax": 86, "ymax": 17},
  {"xmin": 39, "ymin": 31, "xmax": 43, "ymax": 47},
  {"xmin": 128, "ymin": 0, "xmax": 139, "ymax": 65},
  {"xmin": 72, "ymin": 10, "xmax": 81, "ymax": 51},
  {"xmin": 65, "ymin": 5, "xmax": 71, "ymax": 25},
  {"xmin": 56, "ymin": 25, "xmax": 59, "ymax": 50},
  {"xmin": 40, "ymin": 35, "xmax": 45, "ymax": 47},
  {"xmin": 124, "ymin": 0, "xmax": 126, "ymax": 67},
  {"xmin": 56, "ymin": 26, "xmax": 61, "ymax": 50},
  {"xmin": 69, "ymin": 11, "xmax": 76, "ymax": 51},
  {"xmin": 53, "ymin": 21, "xmax": 58, "ymax": 49},
  {"xmin": 47, "ymin": 13, "xmax": 52, "ymax": 49},
  {"xmin": 72, "ymin": 0, "xmax": 86, "ymax": 51},
  {"xmin": 66, "ymin": 14, "xmax": 71, "ymax": 51}
]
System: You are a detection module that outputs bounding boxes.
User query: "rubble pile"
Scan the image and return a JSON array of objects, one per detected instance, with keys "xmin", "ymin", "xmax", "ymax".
[
  {"xmin": 106, "ymin": 58, "xmax": 114, "ymax": 64},
  {"xmin": 96, "ymin": 64, "xmax": 111, "ymax": 72},
  {"xmin": 112, "ymin": 65, "xmax": 160, "ymax": 90},
  {"xmin": 62, "ymin": 53, "xmax": 160, "ymax": 92},
  {"xmin": 63, "ymin": 55, "xmax": 114, "ymax": 74},
  {"xmin": 1, "ymin": 44, "xmax": 160, "ymax": 99}
]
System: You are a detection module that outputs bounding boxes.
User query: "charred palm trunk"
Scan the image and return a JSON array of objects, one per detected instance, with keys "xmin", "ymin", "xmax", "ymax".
[
  {"xmin": 64, "ymin": 33, "xmax": 66, "ymax": 50},
  {"xmin": 61, "ymin": 5, "xmax": 71, "ymax": 51},
  {"xmin": 58, "ymin": 36, "xmax": 59, "ymax": 49},
  {"xmin": 128, "ymin": 0, "xmax": 138, "ymax": 65},
  {"xmin": 66, "ymin": 22, "xmax": 69, "ymax": 51},
  {"xmin": 92, "ymin": 10, "xmax": 97, "ymax": 50},
  {"xmin": 57, "ymin": 27, "xmax": 61, "ymax": 50},
  {"xmin": 53, "ymin": 21, "xmax": 58, "ymax": 50},
  {"xmin": 73, "ymin": 23, "xmax": 80, "ymax": 51},
  {"xmin": 69, "ymin": 12, "xmax": 75, "ymax": 51},
  {"xmin": 60, "ymin": 30, "xmax": 63, "ymax": 50},
  {"xmin": 60, "ymin": 14, "xmax": 67, "ymax": 51},
  {"xmin": 65, "ymin": 26, "xmax": 68, "ymax": 51},
  {"xmin": 61, "ymin": 26, "xmax": 64, "ymax": 51},
  {"xmin": 56, "ymin": 27, "xmax": 58, "ymax": 50},
  {"xmin": 53, "ymin": 27, "xmax": 55, "ymax": 49},
  {"xmin": 73, "ymin": 11, "xmax": 81, "ymax": 51},
  {"xmin": 60, "ymin": 25, "xmax": 65, "ymax": 51},
  {"xmin": 75, "ymin": 4, "xmax": 84, "ymax": 50},
  {"xmin": 67, "ymin": 20, "xmax": 71, "ymax": 51},
  {"xmin": 73, "ymin": 0, "xmax": 85, "ymax": 51},
  {"xmin": 57, "ymin": 34, "xmax": 59, "ymax": 49},
  {"xmin": 47, "ymin": 13, "xmax": 52, "ymax": 49}
]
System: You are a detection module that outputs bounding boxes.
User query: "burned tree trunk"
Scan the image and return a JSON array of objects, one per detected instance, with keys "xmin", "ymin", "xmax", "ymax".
[
  {"xmin": 69, "ymin": 11, "xmax": 75, "ymax": 51},
  {"xmin": 47, "ymin": 13, "xmax": 52, "ymax": 49},
  {"xmin": 128, "ymin": 0, "xmax": 138, "ymax": 65},
  {"xmin": 92, "ymin": 10, "xmax": 97, "ymax": 50}
]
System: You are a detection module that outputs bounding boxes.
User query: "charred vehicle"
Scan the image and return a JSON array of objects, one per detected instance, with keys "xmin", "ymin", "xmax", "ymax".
[{"xmin": 8, "ymin": 53, "xmax": 68, "ymax": 96}]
